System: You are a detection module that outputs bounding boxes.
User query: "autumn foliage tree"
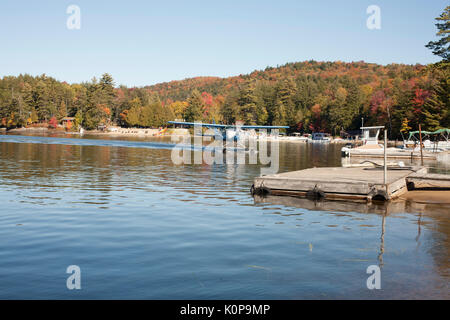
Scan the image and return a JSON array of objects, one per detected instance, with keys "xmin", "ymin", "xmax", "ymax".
[{"xmin": 48, "ymin": 116, "xmax": 58, "ymax": 129}]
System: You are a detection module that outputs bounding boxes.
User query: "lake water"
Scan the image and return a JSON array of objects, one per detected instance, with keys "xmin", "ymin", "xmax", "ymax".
[{"xmin": 0, "ymin": 133, "xmax": 449, "ymax": 299}]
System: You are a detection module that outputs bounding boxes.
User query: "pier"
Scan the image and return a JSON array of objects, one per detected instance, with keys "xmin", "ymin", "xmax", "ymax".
[{"xmin": 251, "ymin": 166, "xmax": 449, "ymax": 202}]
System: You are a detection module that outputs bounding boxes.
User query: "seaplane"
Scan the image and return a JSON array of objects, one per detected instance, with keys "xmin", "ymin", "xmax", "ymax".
[{"xmin": 167, "ymin": 121, "xmax": 289, "ymax": 141}]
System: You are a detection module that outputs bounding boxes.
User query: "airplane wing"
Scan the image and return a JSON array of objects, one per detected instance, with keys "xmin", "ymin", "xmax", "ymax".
[{"xmin": 168, "ymin": 121, "xmax": 289, "ymax": 129}]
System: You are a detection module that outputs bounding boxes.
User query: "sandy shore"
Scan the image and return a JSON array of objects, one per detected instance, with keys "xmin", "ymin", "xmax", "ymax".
[
  {"xmin": 86, "ymin": 128, "xmax": 186, "ymax": 137},
  {"xmin": 5, "ymin": 127, "xmax": 189, "ymax": 137}
]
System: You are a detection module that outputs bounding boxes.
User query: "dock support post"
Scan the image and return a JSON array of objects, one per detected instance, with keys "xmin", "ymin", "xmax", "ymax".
[
  {"xmin": 419, "ymin": 124, "xmax": 424, "ymax": 166},
  {"xmin": 384, "ymin": 129, "xmax": 387, "ymax": 185}
]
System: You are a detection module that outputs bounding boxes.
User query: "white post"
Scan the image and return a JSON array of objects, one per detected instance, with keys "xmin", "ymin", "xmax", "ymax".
[
  {"xmin": 419, "ymin": 124, "xmax": 424, "ymax": 167},
  {"xmin": 384, "ymin": 129, "xmax": 387, "ymax": 185}
]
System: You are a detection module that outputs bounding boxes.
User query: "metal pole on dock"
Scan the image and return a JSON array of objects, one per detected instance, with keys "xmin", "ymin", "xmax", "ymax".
[
  {"xmin": 419, "ymin": 124, "xmax": 424, "ymax": 166},
  {"xmin": 384, "ymin": 129, "xmax": 387, "ymax": 185}
]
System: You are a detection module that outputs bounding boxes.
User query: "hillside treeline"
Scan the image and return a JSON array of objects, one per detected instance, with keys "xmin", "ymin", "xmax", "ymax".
[
  {"xmin": 0, "ymin": 61, "xmax": 448, "ymax": 138},
  {"xmin": 147, "ymin": 61, "xmax": 449, "ymax": 138}
]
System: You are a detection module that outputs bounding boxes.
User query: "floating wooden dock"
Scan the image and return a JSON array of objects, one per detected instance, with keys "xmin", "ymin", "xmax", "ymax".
[
  {"xmin": 251, "ymin": 166, "xmax": 447, "ymax": 202},
  {"xmin": 406, "ymin": 173, "xmax": 450, "ymax": 190}
]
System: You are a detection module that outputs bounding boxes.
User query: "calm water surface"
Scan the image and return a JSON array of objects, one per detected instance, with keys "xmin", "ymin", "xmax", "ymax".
[{"xmin": 0, "ymin": 133, "xmax": 449, "ymax": 299}]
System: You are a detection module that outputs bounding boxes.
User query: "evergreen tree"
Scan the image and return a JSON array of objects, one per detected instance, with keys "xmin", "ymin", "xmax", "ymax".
[
  {"xmin": 57, "ymin": 101, "xmax": 67, "ymax": 120},
  {"xmin": 30, "ymin": 108, "xmax": 39, "ymax": 123},
  {"xmin": 34, "ymin": 80, "xmax": 50, "ymax": 120},
  {"xmin": 74, "ymin": 109, "xmax": 83, "ymax": 129},
  {"xmin": 125, "ymin": 98, "xmax": 142, "ymax": 127},
  {"xmin": 426, "ymin": 6, "xmax": 450, "ymax": 61},
  {"xmin": 221, "ymin": 92, "xmax": 240, "ymax": 124},
  {"xmin": 183, "ymin": 90, "xmax": 204, "ymax": 122},
  {"xmin": 272, "ymin": 79, "xmax": 296, "ymax": 126},
  {"xmin": 423, "ymin": 63, "xmax": 449, "ymax": 130},
  {"xmin": 237, "ymin": 84, "xmax": 258, "ymax": 124}
]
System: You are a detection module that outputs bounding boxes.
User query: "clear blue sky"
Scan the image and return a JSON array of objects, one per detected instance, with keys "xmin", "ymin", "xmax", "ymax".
[{"xmin": 0, "ymin": 0, "xmax": 447, "ymax": 87}]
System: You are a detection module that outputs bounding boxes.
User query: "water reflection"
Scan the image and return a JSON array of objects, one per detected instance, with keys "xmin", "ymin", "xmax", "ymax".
[
  {"xmin": 0, "ymin": 134, "xmax": 449, "ymax": 299},
  {"xmin": 378, "ymin": 214, "xmax": 385, "ymax": 269},
  {"xmin": 254, "ymin": 193, "xmax": 450, "ymax": 297},
  {"xmin": 253, "ymin": 194, "xmax": 450, "ymax": 216}
]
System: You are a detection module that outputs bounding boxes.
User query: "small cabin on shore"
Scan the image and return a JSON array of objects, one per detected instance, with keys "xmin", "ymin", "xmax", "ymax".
[
  {"xmin": 341, "ymin": 129, "xmax": 362, "ymax": 140},
  {"xmin": 61, "ymin": 117, "xmax": 75, "ymax": 128}
]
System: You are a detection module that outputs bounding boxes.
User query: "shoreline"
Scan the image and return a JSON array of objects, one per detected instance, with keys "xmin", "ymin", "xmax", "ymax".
[
  {"xmin": 1, "ymin": 126, "xmax": 403, "ymax": 145},
  {"xmin": 4, "ymin": 126, "xmax": 188, "ymax": 138}
]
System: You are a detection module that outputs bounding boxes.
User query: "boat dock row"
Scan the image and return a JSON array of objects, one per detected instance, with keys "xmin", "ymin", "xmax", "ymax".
[{"xmin": 251, "ymin": 165, "xmax": 449, "ymax": 202}]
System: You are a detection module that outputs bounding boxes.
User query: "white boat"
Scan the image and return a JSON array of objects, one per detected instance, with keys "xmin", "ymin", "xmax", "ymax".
[
  {"xmin": 278, "ymin": 133, "xmax": 310, "ymax": 142},
  {"xmin": 341, "ymin": 126, "xmax": 444, "ymax": 160},
  {"xmin": 401, "ymin": 128, "xmax": 450, "ymax": 152},
  {"xmin": 309, "ymin": 132, "xmax": 331, "ymax": 143},
  {"xmin": 402, "ymin": 139, "xmax": 448, "ymax": 152}
]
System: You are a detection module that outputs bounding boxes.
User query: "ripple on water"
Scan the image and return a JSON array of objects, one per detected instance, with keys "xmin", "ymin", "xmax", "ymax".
[{"xmin": 0, "ymin": 135, "xmax": 448, "ymax": 299}]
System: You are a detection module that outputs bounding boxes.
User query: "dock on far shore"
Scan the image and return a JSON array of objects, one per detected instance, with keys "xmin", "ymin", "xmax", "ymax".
[{"xmin": 251, "ymin": 165, "xmax": 449, "ymax": 202}]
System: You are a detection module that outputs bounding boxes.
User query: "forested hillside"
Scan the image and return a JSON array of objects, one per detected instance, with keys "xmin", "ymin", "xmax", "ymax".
[
  {"xmin": 1, "ymin": 60, "xmax": 448, "ymax": 138},
  {"xmin": 146, "ymin": 60, "xmax": 449, "ymax": 137}
]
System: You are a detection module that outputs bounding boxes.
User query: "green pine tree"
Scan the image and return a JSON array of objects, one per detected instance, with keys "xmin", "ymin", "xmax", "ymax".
[
  {"xmin": 183, "ymin": 90, "xmax": 204, "ymax": 122},
  {"xmin": 426, "ymin": 6, "xmax": 450, "ymax": 61}
]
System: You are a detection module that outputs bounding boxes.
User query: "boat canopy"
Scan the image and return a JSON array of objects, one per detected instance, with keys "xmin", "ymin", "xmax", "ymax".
[{"xmin": 407, "ymin": 128, "xmax": 450, "ymax": 140}]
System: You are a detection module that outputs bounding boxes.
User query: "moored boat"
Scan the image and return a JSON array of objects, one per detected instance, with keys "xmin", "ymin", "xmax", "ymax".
[
  {"xmin": 401, "ymin": 128, "xmax": 450, "ymax": 152},
  {"xmin": 341, "ymin": 126, "xmax": 447, "ymax": 160},
  {"xmin": 309, "ymin": 132, "xmax": 331, "ymax": 143}
]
